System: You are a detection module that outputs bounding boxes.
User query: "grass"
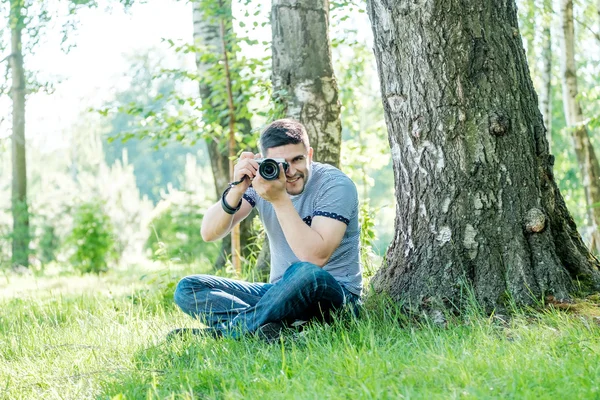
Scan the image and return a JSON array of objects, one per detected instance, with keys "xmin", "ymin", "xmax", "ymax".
[{"xmin": 1, "ymin": 264, "xmax": 600, "ymax": 399}]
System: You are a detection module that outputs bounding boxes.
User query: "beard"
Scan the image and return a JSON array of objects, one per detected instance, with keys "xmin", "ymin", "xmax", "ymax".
[{"xmin": 286, "ymin": 166, "xmax": 311, "ymax": 195}]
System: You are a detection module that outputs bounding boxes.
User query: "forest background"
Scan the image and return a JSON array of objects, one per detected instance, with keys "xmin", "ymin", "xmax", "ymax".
[
  {"xmin": 0, "ymin": 0, "xmax": 599, "ymax": 276},
  {"xmin": 1, "ymin": 0, "xmax": 600, "ymax": 398},
  {"xmin": 1, "ymin": 0, "xmax": 394, "ymax": 274}
]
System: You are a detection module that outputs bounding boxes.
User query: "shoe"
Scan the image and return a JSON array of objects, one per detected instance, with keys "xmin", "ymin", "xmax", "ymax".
[
  {"xmin": 166, "ymin": 327, "xmax": 223, "ymax": 341},
  {"xmin": 290, "ymin": 320, "xmax": 308, "ymax": 330},
  {"xmin": 256, "ymin": 322, "xmax": 284, "ymax": 343}
]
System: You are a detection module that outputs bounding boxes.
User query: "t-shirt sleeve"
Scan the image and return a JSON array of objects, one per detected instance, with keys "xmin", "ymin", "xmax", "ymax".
[
  {"xmin": 242, "ymin": 187, "xmax": 258, "ymax": 208},
  {"xmin": 313, "ymin": 176, "xmax": 358, "ymax": 226}
]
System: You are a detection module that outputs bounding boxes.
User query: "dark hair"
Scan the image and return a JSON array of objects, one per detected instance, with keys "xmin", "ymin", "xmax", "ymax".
[{"xmin": 260, "ymin": 119, "xmax": 310, "ymax": 153}]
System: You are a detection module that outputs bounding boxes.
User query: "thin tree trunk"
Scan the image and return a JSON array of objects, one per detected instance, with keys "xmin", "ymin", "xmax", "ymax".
[
  {"xmin": 597, "ymin": 0, "xmax": 600, "ymax": 39},
  {"xmin": 559, "ymin": 0, "xmax": 600, "ymax": 254},
  {"xmin": 219, "ymin": 11, "xmax": 242, "ymax": 274},
  {"xmin": 367, "ymin": 0, "xmax": 600, "ymax": 312},
  {"xmin": 193, "ymin": 0, "xmax": 255, "ymax": 271},
  {"xmin": 539, "ymin": 2, "xmax": 553, "ymax": 152},
  {"xmin": 271, "ymin": 0, "xmax": 342, "ymax": 168},
  {"xmin": 10, "ymin": 0, "xmax": 29, "ymax": 269}
]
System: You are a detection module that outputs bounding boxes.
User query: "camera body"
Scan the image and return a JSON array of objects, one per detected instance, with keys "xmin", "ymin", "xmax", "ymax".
[{"xmin": 256, "ymin": 158, "xmax": 289, "ymax": 180}]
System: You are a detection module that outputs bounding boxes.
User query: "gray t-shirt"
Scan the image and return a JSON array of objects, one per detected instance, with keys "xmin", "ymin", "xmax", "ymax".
[{"xmin": 243, "ymin": 162, "xmax": 362, "ymax": 296}]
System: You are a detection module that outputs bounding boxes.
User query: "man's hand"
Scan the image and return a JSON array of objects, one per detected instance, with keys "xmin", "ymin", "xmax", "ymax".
[
  {"xmin": 233, "ymin": 152, "xmax": 261, "ymax": 192},
  {"xmin": 252, "ymin": 163, "xmax": 288, "ymax": 204}
]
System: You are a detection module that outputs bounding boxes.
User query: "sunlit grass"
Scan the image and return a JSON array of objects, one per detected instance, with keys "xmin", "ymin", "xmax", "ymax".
[{"xmin": 1, "ymin": 265, "xmax": 600, "ymax": 399}]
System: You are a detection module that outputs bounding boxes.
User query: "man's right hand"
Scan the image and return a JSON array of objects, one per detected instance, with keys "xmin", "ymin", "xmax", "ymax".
[
  {"xmin": 233, "ymin": 152, "xmax": 261, "ymax": 192},
  {"xmin": 202, "ymin": 152, "xmax": 259, "ymax": 242}
]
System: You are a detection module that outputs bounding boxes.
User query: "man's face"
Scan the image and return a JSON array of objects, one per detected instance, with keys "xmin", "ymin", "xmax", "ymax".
[{"xmin": 265, "ymin": 142, "xmax": 313, "ymax": 196}]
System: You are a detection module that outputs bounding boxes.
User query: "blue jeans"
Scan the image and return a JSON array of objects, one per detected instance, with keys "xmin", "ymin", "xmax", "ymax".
[{"xmin": 174, "ymin": 262, "xmax": 359, "ymax": 337}]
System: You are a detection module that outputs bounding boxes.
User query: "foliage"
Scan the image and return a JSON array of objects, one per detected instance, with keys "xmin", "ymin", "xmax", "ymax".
[
  {"xmin": 0, "ymin": 212, "xmax": 11, "ymax": 269},
  {"xmin": 37, "ymin": 223, "xmax": 59, "ymax": 265},
  {"xmin": 98, "ymin": 0, "xmax": 271, "ymax": 152},
  {"xmin": 359, "ymin": 201, "xmax": 379, "ymax": 279},
  {"xmin": 8, "ymin": 199, "xmax": 30, "ymax": 267},
  {"xmin": 145, "ymin": 190, "xmax": 219, "ymax": 265},
  {"xmin": 516, "ymin": 0, "xmax": 600, "ymax": 239},
  {"xmin": 102, "ymin": 52, "xmax": 210, "ymax": 204},
  {"xmin": 330, "ymin": 3, "xmax": 395, "ymax": 255},
  {"xmin": 2, "ymin": 268, "xmax": 600, "ymax": 398},
  {"xmin": 66, "ymin": 201, "xmax": 115, "ymax": 274},
  {"xmin": 238, "ymin": 214, "xmax": 268, "ymax": 282}
]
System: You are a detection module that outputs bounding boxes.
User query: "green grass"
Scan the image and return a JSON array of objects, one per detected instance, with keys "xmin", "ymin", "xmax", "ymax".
[{"xmin": 1, "ymin": 265, "xmax": 600, "ymax": 399}]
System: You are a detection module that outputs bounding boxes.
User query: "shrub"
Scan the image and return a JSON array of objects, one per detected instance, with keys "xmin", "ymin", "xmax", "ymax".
[
  {"xmin": 38, "ymin": 224, "xmax": 60, "ymax": 265},
  {"xmin": 67, "ymin": 202, "xmax": 115, "ymax": 274},
  {"xmin": 359, "ymin": 200, "xmax": 379, "ymax": 279},
  {"xmin": 146, "ymin": 191, "xmax": 219, "ymax": 264},
  {"xmin": 0, "ymin": 217, "xmax": 11, "ymax": 270}
]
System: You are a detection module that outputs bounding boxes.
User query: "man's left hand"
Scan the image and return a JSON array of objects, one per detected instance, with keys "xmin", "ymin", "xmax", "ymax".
[{"xmin": 252, "ymin": 164, "xmax": 288, "ymax": 204}]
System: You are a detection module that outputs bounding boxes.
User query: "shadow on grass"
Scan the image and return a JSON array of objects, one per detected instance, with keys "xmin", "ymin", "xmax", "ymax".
[
  {"xmin": 96, "ymin": 333, "xmax": 293, "ymax": 399},
  {"xmin": 94, "ymin": 298, "xmax": 402, "ymax": 399}
]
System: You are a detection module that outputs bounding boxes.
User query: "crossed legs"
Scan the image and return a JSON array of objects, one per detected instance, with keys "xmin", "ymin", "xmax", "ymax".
[{"xmin": 174, "ymin": 262, "xmax": 351, "ymax": 337}]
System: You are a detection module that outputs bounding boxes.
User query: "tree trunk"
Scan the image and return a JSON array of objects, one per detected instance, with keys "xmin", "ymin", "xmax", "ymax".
[
  {"xmin": 266, "ymin": 0, "xmax": 343, "ymax": 278},
  {"xmin": 559, "ymin": 0, "xmax": 600, "ymax": 254},
  {"xmin": 539, "ymin": 1, "xmax": 553, "ymax": 152},
  {"xmin": 597, "ymin": 0, "xmax": 600, "ymax": 39},
  {"xmin": 271, "ymin": 0, "xmax": 342, "ymax": 168},
  {"xmin": 10, "ymin": 0, "xmax": 29, "ymax": 269},
  {"xmin": 367, "ymin": 0, "xmax": 600, "ymax": 312},
  {"xmin": 193, "ymin": 0, "xmax": 256, "ymax": 271}
]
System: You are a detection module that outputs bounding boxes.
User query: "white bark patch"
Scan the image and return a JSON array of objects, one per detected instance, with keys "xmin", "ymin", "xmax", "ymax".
[
  {"xmin": 500, "ymin": 164, "xmax": 512, "ymax": 185},
  {"xmin": 422, "ymin": 140, "xmax": 445, "ymax": 171},
  {"xmin": 419, "ymin": 203, "xmax": 427, "ymax": 218},
  {"xmin": 400, "ymin": 163, "xmax": 410, "ymax": 197},
  {"xmin": 497, "ymin": 189, "xmax": 503, "ymax": 212},
  {"xmin": 320, "ymin": 77, "xmax": 337, "ymax": 103},
  {"xmin": 442, "ymin": 197, "xmax": 451, "ymax": 213},
  {"xmin": 291, "ymin": 80, "xmax": 319, "ymax": 118},
  {"xmin": 402, "ymin": 129, "xmax": 428, "ymax": 177},
  {"xmin": 373, "ymin": 0, "xmax": 392, "ymax": 32},
  {"xmin": 387, "ymin": 94, "xmax": 407, "ymax": 114},
  {"xmin": 473, "ymin": 139, "xmax": 486, "ymax": 165},
  {"xmin": 474, "ymin": 194, "xmax": 484, "ymax": 211},
  {"xmin": 391, "ymin": 141, "xmax": 402, "ymax": 161},
  {"xmin": 405, "ymin": 239, "xmax": 414, "ymax": 257},
  {"xmin": 463, "ymin": 224, "xmax": 478, "ymax": 260},
  {"xmin": 293, "ymin": 80, "xmax": 316, "ymax": 102},
  {"xmin": 436, "ymin": 226, "xmax": 452, "ymax": 245},
  {"xmin": 436, "ymin": 147, "xmax": 445, "ymax": 171},
  {"xmin": 456, "ymin": 75, "xmax": 465, "ymax": 103}
]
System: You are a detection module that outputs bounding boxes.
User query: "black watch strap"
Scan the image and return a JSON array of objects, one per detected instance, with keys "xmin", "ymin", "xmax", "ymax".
[{"xmin": 221, "ymin": 185, "xmax": 243, "ymax": 215}]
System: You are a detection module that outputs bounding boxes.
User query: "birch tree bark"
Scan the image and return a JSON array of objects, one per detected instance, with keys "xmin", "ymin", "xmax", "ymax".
[
  {"xmin": 539, "ymin": 2, "xmax": 553, "ymax": 151},
  {"xmin": 271, "ymin": 0, "xmax": 342, "ymax": 168},
  {"xmin": 10, "ymin": 0, "xmax": 29, "ymax": 268},
  {"xmin": 558, "ymin": 0, "xmax": 600, "ymax": 253},
  {"xmin": 254, "ymin": 0, "xmax": 343, "ymax": 279},
  {"xmin": 193, "ymin": 0, "xmax": 256, "ymax": 270},
  {"xmin": 368, "ymin": 0, "xmax": 600, "ymax": 312}
]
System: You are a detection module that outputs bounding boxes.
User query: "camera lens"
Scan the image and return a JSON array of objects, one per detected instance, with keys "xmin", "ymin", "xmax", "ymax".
[{"xmin": 259, "ymin": 159, "xmax": 280, "ymax": 180}]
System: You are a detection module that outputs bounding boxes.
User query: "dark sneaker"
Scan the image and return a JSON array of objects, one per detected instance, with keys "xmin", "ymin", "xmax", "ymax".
[
  {"xmin": 166, "ymin": 327, "xmax": 223, "ymax": 341},
  {"xmin": 256, "ymin": 322, "xmax": 284, "ymax": 343}
]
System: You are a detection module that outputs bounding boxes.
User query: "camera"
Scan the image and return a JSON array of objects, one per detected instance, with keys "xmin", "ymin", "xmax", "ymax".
[{"xmin": 256, "ymin": 158, "xmax": 289, "ymax": 180}]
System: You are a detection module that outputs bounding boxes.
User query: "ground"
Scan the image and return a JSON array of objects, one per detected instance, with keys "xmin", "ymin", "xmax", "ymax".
[{"xmin": 1, "ymin": 263, "xmax": 600, "ymax": 399}]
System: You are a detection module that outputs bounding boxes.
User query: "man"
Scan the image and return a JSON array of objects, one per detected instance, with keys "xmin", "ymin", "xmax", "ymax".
[{"xmin": 172, "ymin": 119, "xmax": 362, "ymax": 340}]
